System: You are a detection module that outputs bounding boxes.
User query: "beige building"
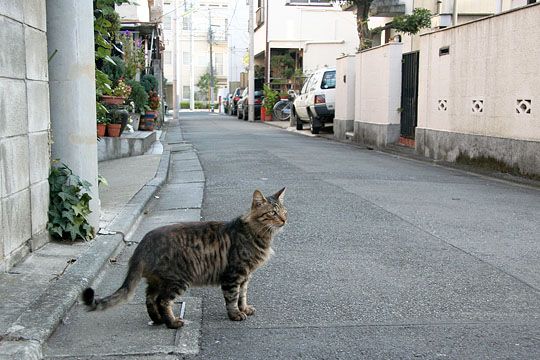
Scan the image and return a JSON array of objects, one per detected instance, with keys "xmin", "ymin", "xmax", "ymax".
[{"xmin": 163, "ymin": 0, "xmax": 230, "ymax": 107}]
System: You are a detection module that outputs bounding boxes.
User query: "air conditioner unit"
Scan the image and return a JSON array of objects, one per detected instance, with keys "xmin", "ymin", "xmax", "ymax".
[{"xmin": 431, "ymin": 14, "xmax": 452, "ymax": 28}]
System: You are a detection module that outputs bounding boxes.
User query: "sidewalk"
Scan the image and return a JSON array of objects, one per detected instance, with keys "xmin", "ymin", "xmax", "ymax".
[{"xmin": 0, "ymin": 129, "xmax": 170, "ymax": 359}]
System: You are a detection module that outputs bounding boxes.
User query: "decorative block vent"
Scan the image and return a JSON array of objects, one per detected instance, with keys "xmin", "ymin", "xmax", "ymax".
[
  {"xmin": 438, "ymin": 99, "xmax": 448, "ymax": 111},
  {"xmin": 472, "ymin": 100, "xmax": 484, "ymax": 113},
  {"xmin": 516, "ymin": 99, "xmax": 531, "ymax": 114}
]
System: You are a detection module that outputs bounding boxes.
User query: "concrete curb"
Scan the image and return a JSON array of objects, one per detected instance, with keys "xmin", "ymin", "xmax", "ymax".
[{"xmin": 0, "ymin": 143, "xmax": 172, "ymax": 359}]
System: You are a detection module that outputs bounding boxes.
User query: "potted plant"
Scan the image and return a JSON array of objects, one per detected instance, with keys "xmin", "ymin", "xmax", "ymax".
[
  {"xmin": 97, "ymin": 117, "xmax": 108, "ymax": 137},
  {"xmin": 102, "ymin": 78, "xmax": 131, "ymax": 105},
  {"xmin": 263, "ymin": 84, "xmax": 279, "ymax": 121},
  {"xmin": 142, "ymin": 90, "xmax": 160, "ymax": 130},
  {"xmin": 126, "ymin": 79, "xmax": 148, "ymax": 130}
]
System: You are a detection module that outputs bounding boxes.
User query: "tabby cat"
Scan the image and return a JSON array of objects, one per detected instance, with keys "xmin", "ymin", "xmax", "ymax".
[{"xmin": 82, "ymin": 188, "xmax": 287, "ymax": 329}]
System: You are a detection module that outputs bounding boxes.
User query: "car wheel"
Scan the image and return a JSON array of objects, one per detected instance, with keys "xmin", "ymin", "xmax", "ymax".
[
  {"xmin": 308, "ymin": 110, "xmax": 321, "ymax": 134},
  {"xmin": 293, "ymin": 111, "xmax": 303, "ymax": 130}
]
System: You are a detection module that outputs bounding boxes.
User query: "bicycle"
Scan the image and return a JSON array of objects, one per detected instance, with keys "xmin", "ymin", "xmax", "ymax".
[{"xmin": 272, "ymin": 99, "xmax": 292, "ymax": 121}]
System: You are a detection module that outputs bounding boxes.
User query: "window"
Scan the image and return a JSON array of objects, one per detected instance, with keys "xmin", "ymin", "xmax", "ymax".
[
  {"xmin": 164, "ymin": 16, "xmax": 172, "ymax": 30},
  {"xmin": 321, "ymin": 71, "xmax": 336, "ymax": 89},
  {"xmin": 164, "ymin": 51, "xmax": 171, "ymax": 65},
  {"xmin": 182, "ymin": 86, "xmax": 190, "ymax": 100},
  {"xmin": 288, "ymin": 0, "xmax": 331, "ymax": 5},
  {"xmin": 183, "ymin": 52, "xmax": 191, "ymax": 65},
  {"xmin": 183, "ymin": 18, "xmax": 191, "ymax": 30},
  {"xmin": 214, "ymin": 53, "xmax": 223, "ymax": 75}
]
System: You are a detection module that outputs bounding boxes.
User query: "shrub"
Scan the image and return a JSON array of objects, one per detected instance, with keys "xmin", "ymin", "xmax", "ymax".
[
  {"xmin": 101, "ymin": 56, "xmax": 126, "ymax": 85},
  {"xmin": 127, "ymin": 79, "xmax": 148, "ymax": 113},
  {"xmin": 140, "ymin": 74, "xmax": 158, "ymax": 93},
  {"xmin": 47, "ymin": 162, "xmax": 94, "ymax": 241}
]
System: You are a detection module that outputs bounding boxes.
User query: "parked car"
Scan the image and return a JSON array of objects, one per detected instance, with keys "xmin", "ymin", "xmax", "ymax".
[
  {"xmin": 292, "ymin": 67, "xmax": 336, "ymax": 134},
  {"xmin": 229, "ymin": 87, "xmax": 244, "ymax": 115},
  {"xmin": 237, "ymin": 88, "xmax": 263, "ymax": 120}
]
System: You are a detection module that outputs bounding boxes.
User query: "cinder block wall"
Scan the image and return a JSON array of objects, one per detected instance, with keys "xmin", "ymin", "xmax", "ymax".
[{"xmin": 0, "ymin": 2, "xmax": 50, "ymax": 271}]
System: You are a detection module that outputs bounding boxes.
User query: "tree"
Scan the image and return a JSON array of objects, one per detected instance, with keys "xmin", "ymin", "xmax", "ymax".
[
  {"xmin": 196, "ymin": 71, "xmax": 218, "ymax": 101},
  {"xmin": 336, "ymin": 1, "xmax": 431, "ymax": 50}
]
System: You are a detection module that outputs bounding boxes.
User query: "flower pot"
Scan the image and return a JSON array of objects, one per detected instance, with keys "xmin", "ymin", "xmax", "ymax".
[
  {"xmin": 101, "ymin": 95, "xmax": 125, "ymax": 105},
  {"xmin": 97, "ymin": 123, "xmax": 106, "ymax": 137},
  {"xmin": 142, "ymin": 118, "xmax": 155, "ymax": 131},
  {"xmin": 106, "ymin": 123, "xmax": 122, "ymax": 137}
]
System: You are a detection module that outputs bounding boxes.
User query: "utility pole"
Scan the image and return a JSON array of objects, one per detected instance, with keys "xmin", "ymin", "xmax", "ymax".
[
  {"xmin": 172, "ymin": 0, "xmax": 179, "ymax": 120},
  {"xmin": 208, "ymin": 8, "xmax": 215, "ymax": 112},
  {"xmin": 189, "ymin": 0, "xmax": 195, "ymax": 111},
  {"xmin": 248, "ymin": 0, "xmax": 255, "ymax": 122}
]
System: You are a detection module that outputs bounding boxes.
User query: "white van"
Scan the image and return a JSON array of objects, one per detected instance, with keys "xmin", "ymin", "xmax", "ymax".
[{"xmin": 292, "ymin": 67, "xmax": 336, "ymax": 134}]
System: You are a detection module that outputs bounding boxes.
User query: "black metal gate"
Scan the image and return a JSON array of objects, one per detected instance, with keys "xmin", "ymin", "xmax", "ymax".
[{"xmin": 400, "ymin": 51, "xmax": 419, "ymax": 139}]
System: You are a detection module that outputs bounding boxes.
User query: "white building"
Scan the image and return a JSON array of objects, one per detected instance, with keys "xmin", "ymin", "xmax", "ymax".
[
  {"xmin": 253, "ymin": 0, "xmax": 358, "ymax": 91},
  {"xmin": 163, "ymin": 0, "xmax": 230, "ymax": 108}
]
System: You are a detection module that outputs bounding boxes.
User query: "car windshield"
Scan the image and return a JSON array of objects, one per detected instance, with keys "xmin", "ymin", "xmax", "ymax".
[{"xmin": 321, "ymin": 71, "xmax": 336, "ymax": 89}]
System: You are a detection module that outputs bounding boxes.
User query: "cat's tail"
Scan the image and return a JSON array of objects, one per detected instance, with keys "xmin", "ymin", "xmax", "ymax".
[{"xmin": 82, "ymin": 260, "xmax": 143, "ymax": 311}]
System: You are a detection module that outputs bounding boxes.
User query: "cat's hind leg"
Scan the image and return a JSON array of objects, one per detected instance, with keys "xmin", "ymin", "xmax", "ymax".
[
  {"xmin": 145, "ymin": 282, "xmax": 163, "ymax": 325},
  {"xmin": 157, "ymin": 282, "xmax": 188, "ymax": 329}
]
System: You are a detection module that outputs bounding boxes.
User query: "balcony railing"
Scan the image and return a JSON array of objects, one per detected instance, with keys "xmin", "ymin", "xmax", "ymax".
[{"xmin": 256, "ymin": 7, "xmax": 264, "ymax": 27}]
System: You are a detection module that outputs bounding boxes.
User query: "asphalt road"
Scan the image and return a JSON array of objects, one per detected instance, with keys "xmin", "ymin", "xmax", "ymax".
[
  {"xmin": 46, "ymin": 112, "xmax": 540, "ymax": 359},
  {"xmin": 186, "ymin": 113, "xmax": 540, "ymax": 359}
]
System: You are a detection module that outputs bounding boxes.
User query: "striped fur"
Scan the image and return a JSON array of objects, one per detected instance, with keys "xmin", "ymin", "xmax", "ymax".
[{"xmin": 82, "ymin": 188, "xmax": 287, "ymax": 328}]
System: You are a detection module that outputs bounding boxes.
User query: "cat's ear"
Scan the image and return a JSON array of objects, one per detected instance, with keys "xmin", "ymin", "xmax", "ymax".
[
  {"xmin": 252, "ymin": 189, "xmax": 267, "ymax": 208},
  {"xmin": 273, "ymin": 187, "xmax": 286, "ymax": 203}
]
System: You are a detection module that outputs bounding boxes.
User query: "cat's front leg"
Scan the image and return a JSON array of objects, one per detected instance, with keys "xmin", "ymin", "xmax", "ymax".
[
  {"xmin": 222, "ymin": 281, "xmax": 247, "ymax": 321},
  {"xmin": 238, "ymin": 277, "xmax": 255, "ymax": 316}
]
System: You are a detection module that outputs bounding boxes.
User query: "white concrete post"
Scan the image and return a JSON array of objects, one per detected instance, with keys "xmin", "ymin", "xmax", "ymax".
[{"xmin": 46, "ymin": 0, "xmax": 100, "ymax": 230}]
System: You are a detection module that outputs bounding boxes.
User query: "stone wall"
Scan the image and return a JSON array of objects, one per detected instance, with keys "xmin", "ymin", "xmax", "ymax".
[{"xmin": 0, "ymin": 2, "xmax": 50, "ymax": 271}]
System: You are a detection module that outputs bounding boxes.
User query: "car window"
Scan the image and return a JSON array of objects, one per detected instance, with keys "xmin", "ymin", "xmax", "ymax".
[
  {"xmin": 321, "ymin": 71, "xmax": 336, "ymax": 89},
  {"xmin": 300, "ymin": 75, "xmax": 312, "ymax": 95},
  {"xmin": 308, "ymin": 74, "xmax": 319, "ymax": 92}
]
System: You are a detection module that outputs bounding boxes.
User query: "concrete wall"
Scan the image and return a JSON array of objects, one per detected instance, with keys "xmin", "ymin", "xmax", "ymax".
[
  {"xmin": 334, "ymin": 55, "xmax": 356, "ymax": 140},
  {"xmin": 0, "ymin": 1, "xmax": 50, "ymax": 271},
  {"xmin": 353, "ymin": 42, "xmax": 403, "ymax": 147},
  {"xmin": 416, "ymin": 4, "xmax": 540, "ymax": 176}
]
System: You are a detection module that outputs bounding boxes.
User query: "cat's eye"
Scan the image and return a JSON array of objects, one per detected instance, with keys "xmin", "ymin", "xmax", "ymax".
[{"xmin": 269, "ymin": 211, "xmax": 276, "ymax": 215}]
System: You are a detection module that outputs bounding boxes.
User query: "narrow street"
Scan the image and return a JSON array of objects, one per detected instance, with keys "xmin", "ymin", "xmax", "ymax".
[{"xmin": 45, "ymin": 113, "xmax": 540, "ymax": 359}]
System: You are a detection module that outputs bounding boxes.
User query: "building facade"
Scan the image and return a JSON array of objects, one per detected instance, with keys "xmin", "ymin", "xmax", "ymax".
[
  {"xmin": 253, "ymin": 0, "xmax": 358, "ymax": 91},
  {"xmin": 163, "ymin": 0, "xmax": 230, "ymax": 108}
]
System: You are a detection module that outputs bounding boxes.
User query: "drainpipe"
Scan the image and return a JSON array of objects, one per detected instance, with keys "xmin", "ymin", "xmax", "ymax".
[
  {"xmin": 495, "ymin": 0, "xmax": 502, "ymax": 13},
  {"xmin": 452, "ymin": 0, "xmax": 458, "ymax": 26}
]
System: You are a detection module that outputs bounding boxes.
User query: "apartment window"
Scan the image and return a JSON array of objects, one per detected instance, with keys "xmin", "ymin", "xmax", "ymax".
[
  {"xmin": 214, "ymin": 53, "xmax": 223, "ymax": 75},
  {"xmin": 183, "ymin": 52, "xmax": 191, "ymax": 65},
  {"xmin": 164, "ymin": 16, "xmax": 172, "ymax": 30},
  {"xmin": 182, "ymin": 86, "xmax": 190, "ymax": 100},
  {"xmin": 288, "ymin": 0, "xmax": 331, "ymax": 5},
  {"xmin": 183, "ymin": 18, "xmax": 191, "ymax": 30},
  {"xmin": 164, "ymin": 51, "xmax": 171, "ymax": 65}
]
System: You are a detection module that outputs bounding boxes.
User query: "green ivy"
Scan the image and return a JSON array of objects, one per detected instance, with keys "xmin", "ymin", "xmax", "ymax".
[{"xmin": 47, "ymin": 162, "xmax": 95, "ymax": 241}]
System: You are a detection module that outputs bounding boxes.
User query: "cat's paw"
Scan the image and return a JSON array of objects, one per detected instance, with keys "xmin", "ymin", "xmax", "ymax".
[
  {"xmin": 240, "ymin": 305, "xmax": 256, "ymax": 316},
  {"xmin": 228, "ymin": 310, "xmax": 248, "ymax": 321},
  {"xmin": 165, "ymin": 318, "xmax": 184, "ymax": 329}
]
